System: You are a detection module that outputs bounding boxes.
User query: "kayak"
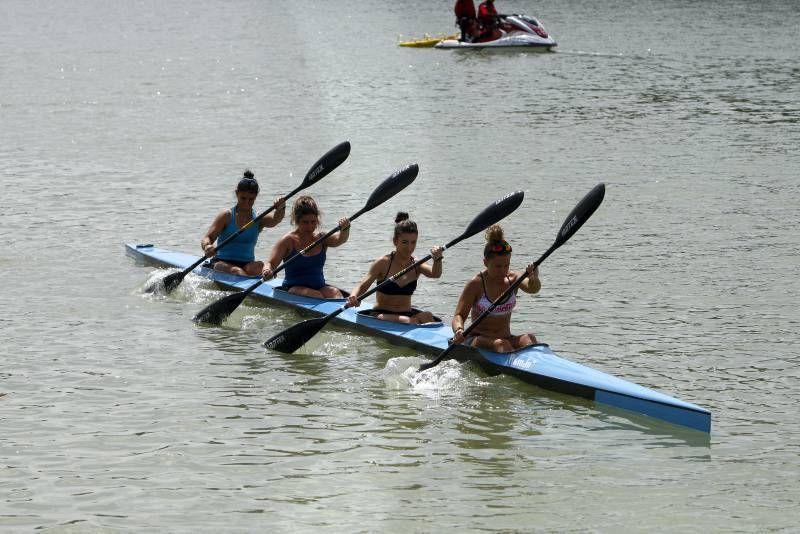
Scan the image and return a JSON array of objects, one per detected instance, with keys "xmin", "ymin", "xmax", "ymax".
[
  {"xmin": 398, "ymin": 34, "xmax": 458, "ymax": 47},
  {"xmin": 127, "ymin": 243, "xmax": 711, "ymax": 433}
]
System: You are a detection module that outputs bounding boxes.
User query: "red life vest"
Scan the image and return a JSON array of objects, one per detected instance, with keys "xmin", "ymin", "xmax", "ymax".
[
  {"xmin": 477, "ymin": 1, "xmax": 498, "ymax": 25},
  {"xmin": 454, "ymin": 0, "xmax": 476, "ymax": 20}
]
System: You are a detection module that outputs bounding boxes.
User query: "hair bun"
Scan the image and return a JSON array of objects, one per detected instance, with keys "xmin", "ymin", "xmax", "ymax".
[
  {"xmin": 485, "ymin": 224, "xmax": 504, "ymax": 243},
  {"xmin": 236, "ymin": 170, "xmax": 259, "ymax": 193},
  {"xmin": 394, "ymin": 211, "xmax": 410, "ymax": 224}
]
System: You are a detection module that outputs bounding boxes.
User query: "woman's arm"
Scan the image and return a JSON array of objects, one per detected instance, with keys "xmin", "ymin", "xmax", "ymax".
[
  {"xmin": 261, "ymin": 196, "xmax": 286, "ymax": 229},
  {"xmin": 418, "ymin": 245, "xmax": 445, "ymax": 279},
  {"xmin": 200, "ymin": 210, "xmax": 230, "ymax": 257},
  {"xmin": 517, "ymin": 263, "xmax": 541, "ymax": 294},
  {"xmin": 261, "ymin": 234, "xmax": 291, "ymax": 279},
  {"xmin": 451, "ymin": 277, "xmax": 479, "ymax": 344},
  {"xmin": 324, "ymin": 217, "xmax": 351, "ymax": 247},
  {"xmin": 346, "ymin": 257, "xmax": 385, "ymax": 308}
]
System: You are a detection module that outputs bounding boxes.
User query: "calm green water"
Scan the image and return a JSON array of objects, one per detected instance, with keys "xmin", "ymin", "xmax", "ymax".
[{"xmin": 2, "ymin": 0, "xmax": 799, "ymax": 531}]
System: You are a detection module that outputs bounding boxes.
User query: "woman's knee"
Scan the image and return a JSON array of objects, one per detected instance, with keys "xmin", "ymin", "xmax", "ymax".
[
  {"xmin": 320, "ymin": 286, "xmax": 342, "ymax": 299},
  {"xmin": 514, "ymin": 334, "xmax": 537, "ymax": 349},
  {"xmin": 244, "ymin": 261, "xmax": 264, "ymax": 276},
  {"xmin": 493, "ymin": 339, "xmax": 514, "ymax": 352},
  {"xmin": 416, "ymin": 311, "xmax": 435, "ymax": 324},
  {"xmin": 289, "ymin": 287, "xmax": 315, "ymax": 297}
]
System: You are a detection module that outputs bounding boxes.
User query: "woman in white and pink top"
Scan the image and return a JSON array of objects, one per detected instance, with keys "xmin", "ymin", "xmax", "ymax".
[{"xmin": 450, "ymin": 224, "xmax": 540, "ymax": 352}]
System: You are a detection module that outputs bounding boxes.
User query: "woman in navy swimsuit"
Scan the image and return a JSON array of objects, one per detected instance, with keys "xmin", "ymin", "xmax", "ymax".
[
  {"xmin": 347, "ymin": 212, "xmax": 444, "ymax": 324},
  {"xmin": 451, "ymin": 224, "xmax": 540, "ymax": 352},
  {"xmin": 261, "ymin": 195, "xmax": 350, "ymax": 299},
  {"xmin": 200, "ymin": 170, "xmax": 285, "ymax": 276}
]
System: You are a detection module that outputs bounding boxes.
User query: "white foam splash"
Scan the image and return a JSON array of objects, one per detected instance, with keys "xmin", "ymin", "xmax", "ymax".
[
  {"xmin": 382, "ymin": 356, "xmax": 465, "ymax": 398},
  {"xmin": 139, "ymin": 268, "xmax": 221, "ymax": 304},
  {"xmin": 138, "ymin": 269, "xmax": 174, "ymax": 299}
]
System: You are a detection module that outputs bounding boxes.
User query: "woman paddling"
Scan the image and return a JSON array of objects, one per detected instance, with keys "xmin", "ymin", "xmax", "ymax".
[
  {"xmin": 200, "ymin": 170, "xmax": 286, "ymax": 276},
  {"xmin": 451, "ymin": 224, "xmax": 540, "ymax": 352},
  {"xmin": 346, "ymin": 212, "xmax": 444, "ymax": 324},
  {"xmin": 261, "ymin": 195, "xmax": 350, "ymax": 299}
]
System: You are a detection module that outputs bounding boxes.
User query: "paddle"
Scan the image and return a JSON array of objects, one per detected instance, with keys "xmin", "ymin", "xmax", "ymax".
[
  {"xmin": 193, "ymin": 163, "xmax": 421, "ymax": 324},
  {"xmin": 145, "ymin": 141, "xmax": 351, "ymax": 294},
  {"xmin": 418, "ymin": 183, "xmax": 606, "ymax": 372},
  {"xmin": 263, "ymin": 190, "xmax": 526, "ymax": 354}
]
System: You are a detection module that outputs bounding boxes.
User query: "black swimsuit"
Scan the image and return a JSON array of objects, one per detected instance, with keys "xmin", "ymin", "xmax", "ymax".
[{"xmin": 376, "ymin": 252, "xmax": 418, "ymax": 296}]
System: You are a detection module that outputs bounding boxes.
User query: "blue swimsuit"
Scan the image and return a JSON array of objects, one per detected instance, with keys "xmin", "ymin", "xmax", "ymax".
[
  {"xmin": 282, "ymin": 246, "xmax": 328, "ymax": 290},
  {"xmin": 216, "ymin": 206, "xmax": 259, "ymax": 263}
]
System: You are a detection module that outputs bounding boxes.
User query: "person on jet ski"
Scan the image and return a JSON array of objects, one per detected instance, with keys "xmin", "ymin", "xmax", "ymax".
[
  {"xmin": 454, "ymin": 0, "xmax": 477, "ymax": 42},
  {"xmin": 477, "ymin": 0, "xmax": 500, "ymax": 39}
]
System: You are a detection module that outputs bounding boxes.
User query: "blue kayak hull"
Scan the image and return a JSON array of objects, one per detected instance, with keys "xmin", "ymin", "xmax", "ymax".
[{"xmin": 127, "ymin": 243, "xmax": 711, "ymax": 433}]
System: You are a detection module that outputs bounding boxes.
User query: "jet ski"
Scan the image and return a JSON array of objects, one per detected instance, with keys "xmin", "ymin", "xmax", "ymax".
[{"xmin": 436, "ymin": 14, "xmax": 556, "ymax": 50}]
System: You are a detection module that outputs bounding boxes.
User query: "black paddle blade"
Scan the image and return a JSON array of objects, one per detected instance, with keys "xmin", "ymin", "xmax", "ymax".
[
  {"xmin": 142, "ymin": 278, "xmax": 163, "ymax": 294},
  {"xmin": 303, "ymin": 141, "xmax": 351, "ymax": 187},
  {"xmin": 555, "ymin": 183, "xmax": 605, "ymax": 247},
  {"xmin": 159, "ymin": 270, "xmax": 186, "ymax": 294},
  {"xmin": 193, "ymin": 291, "xmax": 249, "ymax": 325},
  {"xmin": 418, "ymin": 343, "xmax": 456, "ymax": 372},
  {"xmin": 460, "ymin": 190, "xmax": 525, "ymax": 242},
  {"xmin": 362, "ymin": 164, "xmax": 419, "ymax": 212},
  {"xmin": 263, "ymin": 317, "xmax": 329, "ymax": 354}
]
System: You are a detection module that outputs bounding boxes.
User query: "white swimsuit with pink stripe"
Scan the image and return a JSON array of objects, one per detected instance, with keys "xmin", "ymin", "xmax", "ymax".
[{"xmin": 471, "ymin": 273, "xmax": 516, "ymax": 317}]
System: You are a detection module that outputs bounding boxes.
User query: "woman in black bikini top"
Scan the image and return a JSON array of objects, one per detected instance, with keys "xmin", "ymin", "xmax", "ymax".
[{"xmin": 347, "ymin": 212, "xmax": 444, "ymax": 324}]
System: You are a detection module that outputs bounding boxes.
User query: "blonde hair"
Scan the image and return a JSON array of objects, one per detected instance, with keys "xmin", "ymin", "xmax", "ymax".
[
  {"xmin": 484, "ymin": 224, "xmax": 512, "ymax": 257},
  {"xmin": 485, "ymin": 224, "xmax": 504, "ymax": 242}
]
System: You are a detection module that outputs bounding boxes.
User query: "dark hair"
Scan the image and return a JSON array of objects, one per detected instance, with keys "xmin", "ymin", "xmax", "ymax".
[
  {"xmin": 236, "ymin": 169, "xmax": 259, "ymax": 194},
  {"xmin": 483, "ymin": 224, "xmax": 512, "ymax": 258},
  {"xmin": 393, "ymin": 212, "xmax": 418, "ymax": 240},
  {"xmin": 291, "ymin": 195, "xmax": 320, "ymax": 225}
]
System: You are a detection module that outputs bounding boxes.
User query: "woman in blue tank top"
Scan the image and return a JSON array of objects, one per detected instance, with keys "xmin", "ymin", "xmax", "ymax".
[
  {"xmin": 200, "ymin": 170, "xmax": 286, "ymax": 276},
  {"xmin": 346, "ymin": 212, "xmax": 445, "ymax": 324},
  {"xmin": 450, "ymin": 224, "xmax": 541, "ymax": 353},
  {"xmin": 261, "ymin": 196, "xmax": 351, "ymax": 299}
]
